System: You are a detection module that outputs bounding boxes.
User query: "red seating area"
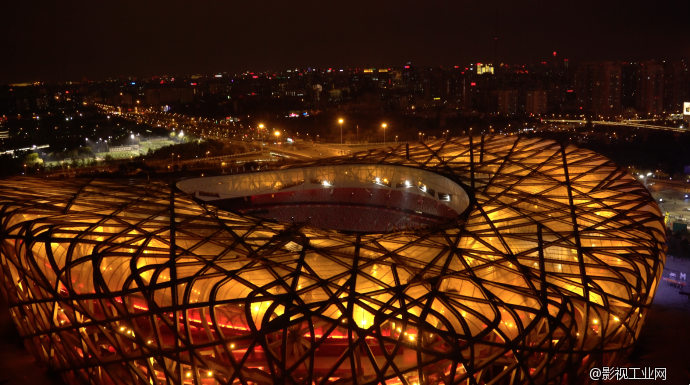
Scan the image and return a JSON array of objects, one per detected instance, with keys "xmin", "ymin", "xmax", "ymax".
[
  {"xmin": 246, "ymin": 204, "xmax": 442, "ymax": 232},
  {"xmin": 213, "ymin": 188, "xmax": 458, "ymax": 232},
  {"xmin": 249, "ymin": 188, "xmax": 457, "ymax": 218}
]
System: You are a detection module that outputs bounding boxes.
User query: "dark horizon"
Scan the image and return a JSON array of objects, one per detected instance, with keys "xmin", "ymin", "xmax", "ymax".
[{"xmin": 2, "ymin": 0, "xmax": 690, "ymax": 84}]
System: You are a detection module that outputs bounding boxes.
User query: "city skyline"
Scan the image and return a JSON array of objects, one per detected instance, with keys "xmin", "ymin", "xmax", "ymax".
[{"xmin": 2, "ymin": 0, "xmax": 690, "ymax": 84}]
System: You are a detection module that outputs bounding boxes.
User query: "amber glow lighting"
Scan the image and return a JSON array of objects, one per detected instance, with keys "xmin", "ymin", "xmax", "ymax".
[{"xmin": 0, "ymin": 135, "xmax": 665, "ymax": 385}]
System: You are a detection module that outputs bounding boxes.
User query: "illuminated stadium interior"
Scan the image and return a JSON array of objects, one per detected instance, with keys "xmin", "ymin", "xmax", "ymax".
[
  {"xmin": 176, "ymin": 164, "xmax": 472, "ymax": 232},
  {"xmin": 0, "ymin": 136, "xmax": 666, "ymax": 385}
]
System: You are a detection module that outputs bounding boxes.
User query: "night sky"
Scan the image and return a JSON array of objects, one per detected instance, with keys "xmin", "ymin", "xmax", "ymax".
[{"xmin": 2, "ymin": 0, "xmax": 689, "ymax": 84}]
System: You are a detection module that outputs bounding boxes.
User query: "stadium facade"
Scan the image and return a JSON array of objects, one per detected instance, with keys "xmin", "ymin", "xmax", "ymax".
[{"xmin": 0, "ymin": 136, "xmax": 666, "ymax": 384}]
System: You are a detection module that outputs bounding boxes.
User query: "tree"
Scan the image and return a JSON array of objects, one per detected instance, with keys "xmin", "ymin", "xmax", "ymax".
[
  {"xmin": 78, "ymin": 147, "xmax": 95, "ymax": 158},
  {"xmin": 23, "ymin": 153, "xmax": 40, "ymax": 165}
]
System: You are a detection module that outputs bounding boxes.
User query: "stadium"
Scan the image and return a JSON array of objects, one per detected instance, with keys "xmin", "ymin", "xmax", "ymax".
[{"xmin": 0, "ymin": 135, "xmax": 666, "ymax": 385}]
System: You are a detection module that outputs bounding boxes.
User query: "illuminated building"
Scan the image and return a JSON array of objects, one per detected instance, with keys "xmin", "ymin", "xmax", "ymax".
[
  {"xmin": 476, "ymin": 63, "xmax": 494, "ymax": 75},
  {"xmin": 0, "ymin": 136, "xmax": 666, "ymax": 384}
]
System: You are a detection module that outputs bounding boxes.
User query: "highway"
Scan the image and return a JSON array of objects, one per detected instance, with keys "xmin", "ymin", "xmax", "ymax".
[
  {"xmin": 542, "ymin": 119, "xmax": 687, "ymax": 133},
  {"xmin": 93, "ymin": 103, "xmax": 397, "ymax": 162}
]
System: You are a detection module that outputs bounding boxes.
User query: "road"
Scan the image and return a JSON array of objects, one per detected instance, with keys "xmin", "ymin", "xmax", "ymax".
[
  {"xmin": 94, "ymin": 103, "xmax": 400, "ymax": 162},
  {"xmin": 646, "ymin": 180, "xmax": 690, "ymax": 228},
  {"xmin": 543, "ymin": 119, "xmax": 687, "ymax": 133}
]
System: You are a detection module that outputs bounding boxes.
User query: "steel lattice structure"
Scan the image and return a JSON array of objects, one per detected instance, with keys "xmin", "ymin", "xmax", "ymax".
[{"xmin": 0, "ymin": 136, "xmax": 665, "ymax": 385}]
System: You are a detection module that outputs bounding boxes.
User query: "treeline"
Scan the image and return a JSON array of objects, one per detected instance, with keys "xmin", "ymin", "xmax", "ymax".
[
  {"xmin": 45, "ymin": 147, "xmax": 96, "ymax": 162},
  {"xmin": 667, "ymin": 231, "xmax": 690, "ymax": 259},
  {"xmin": 0, "ymin": 151, "xmax": 46, "ymax": 177},
  {"xmin": 146, "ymin": 139, "xmax": 255, "ymax": 163}
]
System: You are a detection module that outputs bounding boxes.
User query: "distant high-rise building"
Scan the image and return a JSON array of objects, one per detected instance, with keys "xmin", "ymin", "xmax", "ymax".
[
  {"xmin": 575, "ymin": 62, "xmax": 621, "ymax": 114},
  {"xmin": 312, "ymin": 84, "xmax": 322, "ymax": 101},
  {"xmin": 145, "ymin": 88, "xmax": 194, "ymax": 106},
  {"xmin": 526, "ymin": 90, "xmax": 548, "ymax": 115},
  {"xmin": 636, "ymin": 61, "xmax": 664, "ymax": 114},
  {"xmin": 663, "ymin": 61, "xmax": 690, "ymax": 113},
  {"xmin": 620, "ymin": 63, "xmax": 638, "ymax": 109},
  {"xmin": 106, "ymin": 92, "xmax": 132, "ymax": 106},
  {"xmin": 497, "ymin": 89, "xmax": 518, "ymax": 114}
]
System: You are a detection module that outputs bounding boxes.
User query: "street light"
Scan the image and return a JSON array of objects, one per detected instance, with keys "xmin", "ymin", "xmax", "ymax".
[
  {"xmin": 339, "ymin": 119, "xmax": 344, "ymax": 145},
  {"xmin": 382, "ymin": 123, "xmax": 387, "ymax": 144}
]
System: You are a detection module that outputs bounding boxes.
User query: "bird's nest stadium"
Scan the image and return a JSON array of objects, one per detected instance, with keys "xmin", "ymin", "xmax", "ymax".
[{"xmin": 0, "ymin": 136, "xmax": 666, "ymax": 385}]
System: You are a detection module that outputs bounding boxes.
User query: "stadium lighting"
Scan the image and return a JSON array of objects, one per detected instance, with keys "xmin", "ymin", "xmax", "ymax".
[{"xmin": 339, "ymin": 119, "xmax": 344, "ymax": 144}]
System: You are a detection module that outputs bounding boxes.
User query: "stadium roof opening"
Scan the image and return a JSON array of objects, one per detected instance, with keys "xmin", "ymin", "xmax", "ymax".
[{"xmin": 177, "ymin": 164, "xmax": 471, "ymax": 232}]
